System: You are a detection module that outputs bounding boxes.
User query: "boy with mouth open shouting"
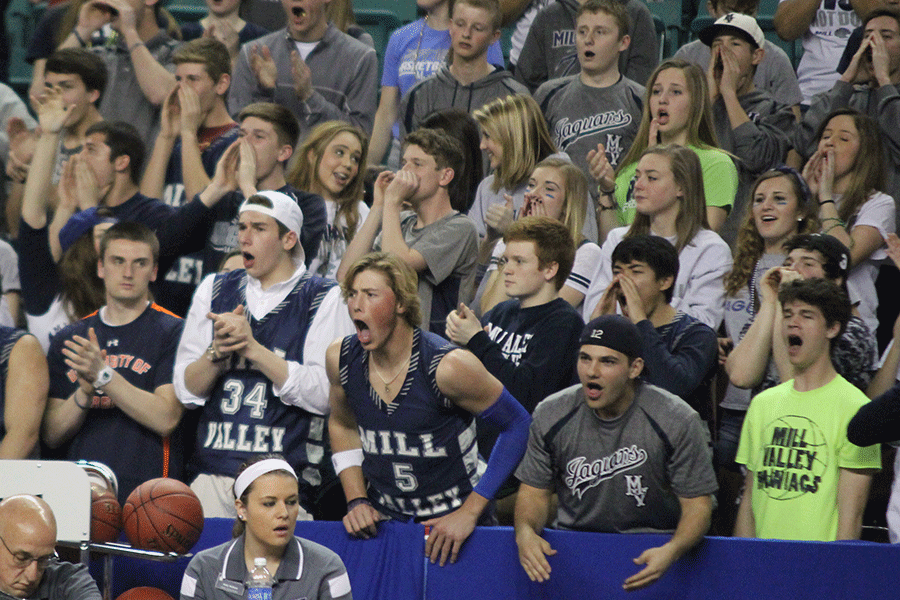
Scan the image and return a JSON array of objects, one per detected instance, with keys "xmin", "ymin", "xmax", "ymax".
[
  {"xmin": 327, "ymin": 252, "xmax": 530, "ymax": 567},
  {"xmin": 593, "ymin": 235, "xmax": 718, "ymax": 420},
  {"xmin": 513, "ymin": 314, "xmax": 716, "ymax": 590},
  {"xmin": 174, "ymin": 191, "xmax": 355, "ymax": 519},
  {"xmin": 726, "ymin": 233, "xmax": 877, "ymax": 395},
  {"xmin": 734, "ymin": 277, "xmax": 881, "ymax": 540}
]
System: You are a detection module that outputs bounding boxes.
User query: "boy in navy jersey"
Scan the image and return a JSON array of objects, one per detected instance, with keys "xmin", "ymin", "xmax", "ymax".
[
  {"xmin": 43, "ymin": 222, "xmax": 185, "ymax": 504},
  {"xmin": 327, "ymin": 252, "xmax": 530, "ymax": 566},
  {"xmin": 174, "ymin": 191, "xmax": 354, "ymax": 519}
]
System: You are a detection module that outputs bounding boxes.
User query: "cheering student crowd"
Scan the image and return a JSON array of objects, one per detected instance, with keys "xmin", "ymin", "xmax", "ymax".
[{"xmin": 2, "ymin": 0, "xmax": 900, "ymax": 595}]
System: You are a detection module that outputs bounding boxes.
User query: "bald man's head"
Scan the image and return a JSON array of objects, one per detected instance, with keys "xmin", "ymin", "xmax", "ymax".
[{"xmin": 0, "ymin": 495, "xmax": 57, "ymax": 598}]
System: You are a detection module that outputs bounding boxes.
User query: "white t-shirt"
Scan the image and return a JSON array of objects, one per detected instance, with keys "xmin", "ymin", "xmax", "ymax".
[
  {"xmin": 509, "ymin": 0, "xmax": 553, "ymax": 66},
  {"xmin": 781, "ymin": 0, "xmax": 861, "ymax": 103},
  {"xmin": 293, "ymin": 40, "xmax": 318, "ymax": 61},
  {"xmin": 840, "ymin": 190, "xmax": 896, "ymax": 337},
  {"xmin": 25, "ymin": 296, "xmax": 70, "ymax": 353}
]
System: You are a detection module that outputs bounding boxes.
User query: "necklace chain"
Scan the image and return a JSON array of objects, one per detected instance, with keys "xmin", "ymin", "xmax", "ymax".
[
  {"xmin": 413, "ymin": 15, "xmax": 427, "ymax": 79},
  {"xmin": 371, "ymin": 355, "xmax": 410, "ymax": 395}
]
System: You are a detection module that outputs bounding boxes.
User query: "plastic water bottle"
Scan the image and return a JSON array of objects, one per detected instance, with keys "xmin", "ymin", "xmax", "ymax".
[{"xmin": 246, "ymin": 557, "xmax": 273, "ymax": 600}]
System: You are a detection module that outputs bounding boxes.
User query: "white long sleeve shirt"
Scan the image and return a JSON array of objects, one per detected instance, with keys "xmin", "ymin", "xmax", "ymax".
[{"xmin": 174, "ymin": 264, "xmax": 355, "ymax": 415}]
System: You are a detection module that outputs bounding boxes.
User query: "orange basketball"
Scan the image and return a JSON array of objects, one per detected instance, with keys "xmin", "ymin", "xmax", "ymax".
[
  {"xmin": 90, "ymin": 483, "xmax": 122, "ymax": 543},
  {"xmin": 115, "ymin": 587, "xmax": 175, "ymax": 600},
  {"xmin": 122, "ymin": 478, "xmax": 204, "ymax": 554}
]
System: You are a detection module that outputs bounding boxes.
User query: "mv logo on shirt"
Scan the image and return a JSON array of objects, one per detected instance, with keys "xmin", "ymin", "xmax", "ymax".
[
  {"xmin": 624, "ymin": 475, "xmax": 648, "ymax": 507},
  {"xmin": 564, "ymin": 445, "xmax": 648, "ymax": 499}
]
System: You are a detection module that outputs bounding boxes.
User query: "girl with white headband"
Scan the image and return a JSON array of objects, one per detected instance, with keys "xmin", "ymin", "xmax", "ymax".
[{"xmin": 180, "ymin": 454, "xmax": 353, "ymax": 600}]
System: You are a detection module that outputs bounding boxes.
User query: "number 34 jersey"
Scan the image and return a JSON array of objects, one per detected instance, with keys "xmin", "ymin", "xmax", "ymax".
[{"xmin": 192, "ymin": 269, "xmax": 336, "ymax": 508}]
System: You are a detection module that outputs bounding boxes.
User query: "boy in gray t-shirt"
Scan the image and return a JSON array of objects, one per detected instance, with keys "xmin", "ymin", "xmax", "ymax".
[
  {"xmin": 534, "ymin": 0, "xmax": 644, "ymax": 182},
  {"xmin": 514, "ymin": 315, "xmax": 717, "ymax": 591}
]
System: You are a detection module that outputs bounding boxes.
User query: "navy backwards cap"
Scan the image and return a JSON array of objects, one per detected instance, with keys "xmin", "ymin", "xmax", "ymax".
[
  {"xmin": 796, "ymin": 234, "xmax": 851, "ymax": 280},
  {"xmin": 579, "ymin": 314, "xmax": 643, "ymax": 360}
]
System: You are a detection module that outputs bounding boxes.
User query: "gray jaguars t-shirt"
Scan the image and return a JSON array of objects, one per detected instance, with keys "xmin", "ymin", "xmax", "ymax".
[{"xmin": 516, "ymin": 382, "xmax": 717, "ymax": 532}]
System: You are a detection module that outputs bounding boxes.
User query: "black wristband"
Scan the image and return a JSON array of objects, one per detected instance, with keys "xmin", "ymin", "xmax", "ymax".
[
  {"xmin": 597, "ymin": 183, "xmax": 616, "ymax": 196},
  {"xmin": 347, "ymin": 497, "xmax": 372, "ymax": 512},
  {"xmin": 818, "ymin": 199, "xmax": 835, "ymax": 206}
]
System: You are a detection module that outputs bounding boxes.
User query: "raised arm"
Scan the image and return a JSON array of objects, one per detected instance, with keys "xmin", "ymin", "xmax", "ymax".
[
  {"xmin": 140, "ymin": 86, "xmax": 181, "ymax": 199},
  {"xmin": 335, "ymin": 171, "xmax": 390, "ymax": 282},
  {"xmin": 58, "ymin": 1, "xmax": 113, "ymax": 50},
  {"xmin": 379, "ymin": 170, "xmax": 427, "ymax": 272},
  {"xmin": 104, "ymin": 0, "xmax": 176, "ymax": 105},
  {"xmin": 809, "ymin": 148, "xmax": 891, "ymax": 268},
  {"xmin": 20, "ymin": 90, "xmax": 68, "ymax": 230},
  {"xmin": 773, "ymin": 0, "xmax": 822, "ymax": 42},
  {"xmin": 426, "ymin": 350, "xmax": 530, "ymax": 565},
  {"xmin": 476, "ymin": 197, "xmax": 516, "ymax": 314},
  {"xmin": 726, "ymin": 267, "xmax": 799, "ymax": 388}
]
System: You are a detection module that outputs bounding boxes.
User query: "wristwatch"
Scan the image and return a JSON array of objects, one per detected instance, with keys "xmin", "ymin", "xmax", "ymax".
[{"xmin": 93, "ymin": 366, "xmax": 114, "ymax": 389}]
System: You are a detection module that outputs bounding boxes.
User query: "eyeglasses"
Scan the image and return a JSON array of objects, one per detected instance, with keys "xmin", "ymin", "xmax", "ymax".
[{"xmin": 0, "ymin": 534, "xmax": 57, "ymax": 570}]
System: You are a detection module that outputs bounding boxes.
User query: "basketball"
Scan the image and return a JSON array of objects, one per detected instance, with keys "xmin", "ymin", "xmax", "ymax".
[
  {"xmin": 115, "ymin": 587, "xmax": 175, "ymax": 600},
  {"xmin": 90, "ymin": 483, "xmax": 122, "ymax": 543},
  {"xmin": 122, "ymin": 478, "xmax": 204, "ymax": 554}
]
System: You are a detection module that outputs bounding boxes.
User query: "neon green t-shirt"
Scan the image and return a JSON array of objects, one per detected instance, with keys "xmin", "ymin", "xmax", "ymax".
[
  {"xmin": 613, "ymin": 145, "xmax": 738, "ymax": 226},
  {"xmin": 735, "ymin": 375, "xmax": 881, "ymax": 541}
]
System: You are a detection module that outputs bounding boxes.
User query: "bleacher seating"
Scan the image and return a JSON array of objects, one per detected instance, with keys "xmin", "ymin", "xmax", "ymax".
[
  {"xmin": 355, "ymin": 8, "xmax": 402, "ymax": 76},
  {"xmin": 351, "ymin": 0, "xmax": 416, "ymax": 24},
  {"xmin": 4, "ymin": 0, "xmax": 45, "ymax": 96},
  {"xmin": 646, "ymin": 0, "xmax": 685, "ymax": 59}
]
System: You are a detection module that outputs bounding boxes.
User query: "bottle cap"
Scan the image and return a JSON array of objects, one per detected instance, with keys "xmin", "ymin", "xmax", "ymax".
[{"xmin": 254, "ymin": 558, "xmax": 267, "ymax": 568}]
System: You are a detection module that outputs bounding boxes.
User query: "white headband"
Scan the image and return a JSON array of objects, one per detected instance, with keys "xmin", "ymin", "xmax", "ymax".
[{"xmin": 234, "ymin": 459, "xmax": 297, "ymax": 498}]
